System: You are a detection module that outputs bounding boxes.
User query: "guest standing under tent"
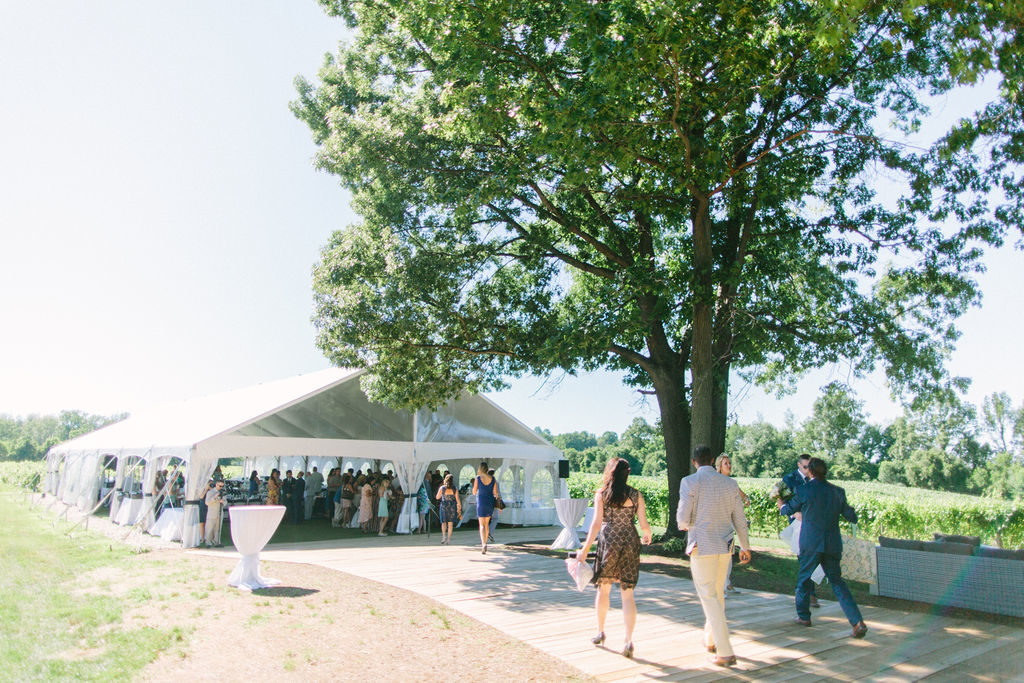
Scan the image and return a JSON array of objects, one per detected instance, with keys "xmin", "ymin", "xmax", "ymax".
[
  {"xmin": 359, "ymin": 475, "xmax": 374, "ymax": 533},
  {"xmin": 198, "ymin": 479, "xmax": 211, "ymax": 542},
  {"xmin": 577, "ymin": 458, "xmax": 653, "ymax": 659},
  {"xmin": 282, "ymin": 470, "xmax": 294, "ymax": 521},
  {"xmin": 266, "ymin": 469, "xmax": 281, "ymax": 505},
  {"xmin": 326, "ymin": 468, "xmax": 342, "ymax": 522},
  {"xmin": 204, "ymin": 479, "xmax": 226, "ymax": 547},
  {"xmin": 292, "ymin": 471, "xmax": 306, "ymax": 524},
  {"xmin": 377, "ymin": 476, "xmax": 391, "ymax": 536},
  {"xmin": 305, "ymin": 466, "xmax": 324, "ymax": 520},
  {"xmin": 435, "ymin": 473, "xmax": 461, "ymax": 544},
  {"xmin": 415, "ymin": 473, "xmax": 432, "ymax": 534}
]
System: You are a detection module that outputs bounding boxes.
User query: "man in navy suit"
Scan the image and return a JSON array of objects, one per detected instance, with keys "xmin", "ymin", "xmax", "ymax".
[
  {"xmin": 781, "ymin": 454, "xmax": 819, "ymax": 608},
  {"xmin": 782, "ymin": 454, "xmax": 811, "ymax": 505},
  {"xmin": 778, "ymin": 457, "xmax": 867, "ymax": 638}
]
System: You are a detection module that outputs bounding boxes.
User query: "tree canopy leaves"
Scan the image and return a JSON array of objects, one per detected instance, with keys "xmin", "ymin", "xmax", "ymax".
[{"xmin": 294, "ymin": 0, "xmax": 1021, "ymax": 525}]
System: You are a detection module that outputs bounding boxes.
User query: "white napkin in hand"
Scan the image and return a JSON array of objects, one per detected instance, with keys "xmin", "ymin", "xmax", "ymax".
[{"xmin": 566, "ymin": 556, "xmax": 593, "ymax": 591}]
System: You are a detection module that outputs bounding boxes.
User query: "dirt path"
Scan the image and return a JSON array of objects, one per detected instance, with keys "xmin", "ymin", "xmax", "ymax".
[{"xmin": 61, "ymin": 507, "xmax": 590, "ymax": 681}]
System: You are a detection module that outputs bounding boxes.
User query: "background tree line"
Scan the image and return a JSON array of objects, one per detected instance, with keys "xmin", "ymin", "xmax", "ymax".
[
  {"xmin": 0, "ymin": 411, "xmax": 125, "ymax": 461},
  {"xmin": 542, "ymin": 383, "xmax": 1024, "ymax": 501}
]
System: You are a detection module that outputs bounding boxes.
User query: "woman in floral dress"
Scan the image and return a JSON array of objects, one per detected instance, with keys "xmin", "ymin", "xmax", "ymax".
[
  {"xmin": 577, "ymin": 458, "xmax": 653, "ymax": 659},
  {"xmin": 358, "ymin": 474, "xmax": 374, "ymax": 533},
  {"xmin": 266, "ymin": 469, "xmax": 281, "ymax": 505}
]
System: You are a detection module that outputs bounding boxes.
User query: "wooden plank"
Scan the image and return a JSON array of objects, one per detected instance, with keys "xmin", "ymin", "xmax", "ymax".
[{"xmin": 226, "ymin": 536, "xmax": 1024, "ymax": 682}]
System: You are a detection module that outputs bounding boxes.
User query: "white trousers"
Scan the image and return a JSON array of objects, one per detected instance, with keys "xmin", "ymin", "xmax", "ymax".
[
  {"xmin": 689, "ymin": 549, "xmax": 734, "ymax": 657},
  {"xmin": 204, "ymin": 505, "xmax": 223, "ymax": 546}
]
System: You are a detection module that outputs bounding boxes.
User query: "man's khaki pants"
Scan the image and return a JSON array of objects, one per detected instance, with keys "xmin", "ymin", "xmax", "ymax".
[
  {"xmin": 205, "ymin": 504, "xmax": 223, "ymax": 546},
  {"xmin": 689, "ymin": 548, "xmax": 734, "ymax": 657}
]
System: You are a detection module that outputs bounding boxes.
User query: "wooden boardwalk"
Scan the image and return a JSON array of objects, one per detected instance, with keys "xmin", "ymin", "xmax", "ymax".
[{"xmin": 203, "ymin": 528, "xmax": 1024, "ymax": 681}]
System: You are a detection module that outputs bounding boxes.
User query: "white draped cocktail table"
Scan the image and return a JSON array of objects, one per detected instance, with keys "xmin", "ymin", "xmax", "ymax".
[
  {"xmin": 551, "ymin": 498, "xmax": 589, "ymax": 550},
  {"xmin": 227, "ymin": 505, "xmax": 286, "ymax": 591}
]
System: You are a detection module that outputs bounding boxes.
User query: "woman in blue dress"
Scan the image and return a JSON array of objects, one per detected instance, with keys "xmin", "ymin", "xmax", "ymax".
[{"xmin": 472, "ymin": 461, "xmax": 501, "ymax": 554}]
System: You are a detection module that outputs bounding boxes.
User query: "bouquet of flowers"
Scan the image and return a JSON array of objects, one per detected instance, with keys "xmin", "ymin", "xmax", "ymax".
[{"xmin": 769, "ymin": 480, "xmax": 793, "ymax": 503}]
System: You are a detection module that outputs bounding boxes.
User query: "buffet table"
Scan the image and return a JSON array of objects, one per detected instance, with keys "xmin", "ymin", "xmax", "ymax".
[{"xmin": 115, "ymin": 496, "xmax": 144, "ymax": 526}]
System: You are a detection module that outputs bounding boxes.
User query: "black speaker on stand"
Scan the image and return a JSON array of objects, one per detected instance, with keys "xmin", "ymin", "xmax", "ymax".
[{"xmin": 558, "ymin": 459, "xmax": 570, "ymax": 479}]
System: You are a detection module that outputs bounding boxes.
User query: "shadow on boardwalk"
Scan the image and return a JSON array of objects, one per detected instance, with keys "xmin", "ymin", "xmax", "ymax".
[{"xmin": 199, "ymin": 527, "xmax": 1024, "ymax": 682}]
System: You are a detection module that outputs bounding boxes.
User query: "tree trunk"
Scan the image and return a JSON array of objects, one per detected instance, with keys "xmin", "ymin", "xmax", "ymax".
[
  {"xmin": 711, "ymin": 362, "xmax": 730, "ymax": 459},
  {"xmin": 690, "ymin": 204, "xmax": 714, "ymax": 454},
  {"xmin": 651, "ymin": 368, "xmax": 690, "ymax": 536}
]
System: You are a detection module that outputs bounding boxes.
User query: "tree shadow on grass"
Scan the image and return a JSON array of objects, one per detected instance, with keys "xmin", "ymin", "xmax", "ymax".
[{"xmin": 251, "ymin": 586, "xmax": 319, "ymax": 598}]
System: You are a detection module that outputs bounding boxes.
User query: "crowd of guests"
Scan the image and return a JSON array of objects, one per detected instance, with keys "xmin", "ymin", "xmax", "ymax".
[
  {"xmin": 325, "ymin": 468, "xmax": 406, "ymax": 535},
  {"xmin": 164, "ymin": 459, "xmax": 512, "ymax": 552}
]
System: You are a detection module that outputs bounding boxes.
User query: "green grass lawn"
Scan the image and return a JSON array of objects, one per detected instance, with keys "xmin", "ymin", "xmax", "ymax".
[{"xmin": 0, "ymin": 488, "xmax": 178, "ymax": 681}]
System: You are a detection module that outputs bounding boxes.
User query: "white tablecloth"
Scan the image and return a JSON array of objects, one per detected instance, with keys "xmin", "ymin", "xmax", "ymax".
[
  {"xmin": 115, "ymin": 497, "xmax": 144, "ymax": 526},
  {"xmin": 227, "ymin": 505, "xmax": 286, "ymax": 591},
  {"xmin": 458, "ymin": 495, "xmax": 557, "ymax": 527},
  {"xmin": 551, "ymin": 498, "xmax": 589, "ymax": 550},
  {"xmin": 501, "ymin": 507, "xmax": 557, "ymax": 525},
  {"xmin": 578, "ymin": 506, "xmax": 596, "ymax": 534},
  {"xmin": 149, "ymin": 508, "xmax": 184, "ymax": 542}
]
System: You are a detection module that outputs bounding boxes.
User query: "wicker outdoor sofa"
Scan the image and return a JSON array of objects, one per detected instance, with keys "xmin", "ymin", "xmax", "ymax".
[{"xmin": 875, "ymin": 533, "xmax": 1024, "ymax": 617}]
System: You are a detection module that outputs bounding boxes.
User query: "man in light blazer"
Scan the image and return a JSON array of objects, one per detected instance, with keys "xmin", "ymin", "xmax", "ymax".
[
  {"xmin": 778, "ymin": 457, "xmax": 867, "ymax": 638},
  {"xmin": 677, "ymin": 445, "xmax": 752, "ymax": 667}
]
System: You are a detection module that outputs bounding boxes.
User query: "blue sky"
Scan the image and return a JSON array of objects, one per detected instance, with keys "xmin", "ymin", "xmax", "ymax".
[{"xmin": 1, "ymin": 4, "xmax": 1020, "ymax": 436}]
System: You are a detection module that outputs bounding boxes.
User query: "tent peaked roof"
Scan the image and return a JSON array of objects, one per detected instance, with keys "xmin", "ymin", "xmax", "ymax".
[
  {"xmin": 50, "ymin": 368, "xmax": 361, "ymax": 454},
  {"xmin": 48, "ymin": 368, "xmax": 556, "ymax": 457}
]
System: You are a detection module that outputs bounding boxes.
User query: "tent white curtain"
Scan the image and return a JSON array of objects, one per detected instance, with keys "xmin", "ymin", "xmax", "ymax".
[
  {"xmin": 45, "ymin": 452, "xmax": 61, "ymax": 495},
  {"xmin": 109, "ymin": 452, "xmax": 126, "ymax": 520},
  {"xmin": 142, "ymin": 453, "xmax": 172, "ymax": 531},
  {"xmin": 393, "ymin": 461, "xmax": 430, "ymax": 533},
  {"xmin": 182, "ymin": 453, "xmax": 218, "ymax": 548},
  {"xmin": 53, "ymin": 453, "xmax": 68, "ymax": 500},
  {"xmin": 61, "ymin": 453, "xmax": 85, "ymax": 506},
  {"xmin": 76, "ymin": 452, "xmax": 102, "ymax": 511}
]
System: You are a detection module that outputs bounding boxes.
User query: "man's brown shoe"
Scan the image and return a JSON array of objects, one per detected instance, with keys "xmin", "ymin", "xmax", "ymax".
[
  {"xmin": 709, "ymin": 655, "xmax": 737, "ymax": 667},
  {"xmin": 852, "ymin": 621, "xmax": 868, "ymax": 638},
  {"xmin": 793, "ymin": 617, "xmax": 812, "ymax": 627},
  {"xmin": 809, "ymin": 595, "xmax": 820, "ymax": 608}
]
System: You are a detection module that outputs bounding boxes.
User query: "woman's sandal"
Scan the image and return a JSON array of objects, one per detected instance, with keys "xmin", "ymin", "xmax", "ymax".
[
  {"xmin": 591, "ymin": 632, "xmax": 605, "ymax": 646},
  {"xmin": 623, "ymin": 642, "xmax": 634, "ymax": 658}
]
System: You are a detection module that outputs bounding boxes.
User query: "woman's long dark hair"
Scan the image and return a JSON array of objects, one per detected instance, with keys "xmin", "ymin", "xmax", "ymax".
[{"xmin": 600, "ymin": 458, "xmax": 631, "ymax": 507}]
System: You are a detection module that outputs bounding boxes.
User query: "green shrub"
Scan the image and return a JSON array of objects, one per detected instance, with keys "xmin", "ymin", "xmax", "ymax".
[
  {"xmin": 661, "ymin": 536, "xmax": 685, "ymax": 554},
  {"xmin": 568, "ymin": 471, "xmax": 1024, "ymax": 547},
  {"xmin": 0, "ymin": 461, "xmax": 45, "ymax": 490}
]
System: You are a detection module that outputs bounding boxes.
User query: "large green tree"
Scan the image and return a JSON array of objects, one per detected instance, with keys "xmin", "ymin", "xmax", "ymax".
[
  {"xmin": 294, "ymin": 0, "xmax": 1020, "ymax": 531},
  {"xmin": 797, "ymin": 382, "xmax": 866, "ymax": 459}
]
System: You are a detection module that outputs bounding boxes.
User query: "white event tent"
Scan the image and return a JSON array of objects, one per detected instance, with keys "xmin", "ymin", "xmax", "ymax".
[{"xmin": 44, "ymin": 368, "xmax": 566, "ymax": 547}]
